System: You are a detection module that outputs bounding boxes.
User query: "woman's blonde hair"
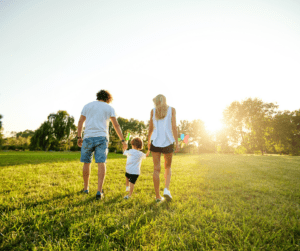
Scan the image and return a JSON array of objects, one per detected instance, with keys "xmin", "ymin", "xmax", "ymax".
[{"xmin": 153, "ymin": 94, "xmax": 169, "ymax": 120}]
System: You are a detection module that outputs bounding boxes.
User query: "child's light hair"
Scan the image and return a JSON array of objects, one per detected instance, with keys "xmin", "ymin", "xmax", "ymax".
[{"xmin": 153, "ymin": 94, "xmax": 168, "ymax": 120}]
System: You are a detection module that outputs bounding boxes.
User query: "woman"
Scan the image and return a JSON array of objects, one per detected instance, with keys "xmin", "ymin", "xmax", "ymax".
[{"xmin": 147, "ymin": 94, "xmax": 180, "ymax": 202}]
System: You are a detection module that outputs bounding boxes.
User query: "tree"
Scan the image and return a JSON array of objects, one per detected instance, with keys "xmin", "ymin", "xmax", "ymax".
[
  {"xmin": 30, "ymin": 111, "xmax": 77, "ymax": 151},
  {"xmin": 178, "ymin": 119, "xmax": 215, "ymax": 153},
  {"xmin": 291, "ymin": 109, "xmax": 300, "ymax": 155},
  {"xmin": 178, "ymin": 120, "xmax": 190, "ymax": 137},
  {"xmin": 30, "ymin": 121, "xmax": 53, "ymax": 150},
  {"xmin": 272, "ymin": 110, "xmax": 300, "ymax": 155},
  {"xmin": 223, "ymin": 98, "xmax": 278, "ymax": 154},
  {"xmin": 109, "ymin": 117, "xmax": 147, "ymax": 152},
  {"xmin": 215, "ymin": 128, "xmax": 232, "ymax": 153},
  {"xmin": 16, "ymin": 130, "xmax": 35, "ymax": 138},
  {"xmin": 0, "ymin": 114, "xmax": 3, "ymax": 147}
]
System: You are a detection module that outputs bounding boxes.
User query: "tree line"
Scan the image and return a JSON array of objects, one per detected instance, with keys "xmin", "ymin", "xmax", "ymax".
[
  {"xmin": 222, "ymin": 98, "xmax": 300, "ymax": 155},
  {"xmin": 0, "ymin": 98, "xmax": 299, "ymax": 155}
]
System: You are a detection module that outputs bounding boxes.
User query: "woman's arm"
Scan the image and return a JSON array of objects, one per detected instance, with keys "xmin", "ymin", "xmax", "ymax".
[
  {"xmin": 147, "ymin": 109, "xmax": 154, "ymax": 150},
  {"xmin": 172, "ymin": 108, "xmax": 180, "ymax": 152}
]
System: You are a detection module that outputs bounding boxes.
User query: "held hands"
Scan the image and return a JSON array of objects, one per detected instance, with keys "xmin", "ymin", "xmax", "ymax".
[
  {"xmin": 146, "ymin": 150, "xmax": 150, "ymax": 157},
  {"xmin": 122, "ymin": 141, "xmax": 128, "ymax": 151}
]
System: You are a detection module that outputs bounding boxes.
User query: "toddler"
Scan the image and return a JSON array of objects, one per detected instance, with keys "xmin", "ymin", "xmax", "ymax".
[{"xmin": 123, "ymin": 137, "xmax": 149, "ymax": 199}]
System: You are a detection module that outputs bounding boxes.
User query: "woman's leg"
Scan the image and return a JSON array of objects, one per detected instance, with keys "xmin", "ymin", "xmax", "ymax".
[
  {"xmin": 163, "ymin": 152, "xmax": 173, "ymax": 190},
  {"xmin": 152, "ymin": 151, "xmax": 162, "ymax": 199},
  {"xmin": 126, "ymin": 177, "xmax": 129, "ymax": 187}
]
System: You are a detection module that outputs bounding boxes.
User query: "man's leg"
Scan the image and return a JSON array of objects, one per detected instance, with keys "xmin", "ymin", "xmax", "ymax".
[
  {"xmin": 152, "ymin": 152, "xmax": 161, "ymax": 199},
  {"xmin": 83, "ymin": 163, "xmax": 91, "ymax": 190},
  {"xmin": 80, "ymin": 138, "xmax": 93, "ymax": 191},
  {"xmin": 97, "ymin": 162, "xmax": 106, "ymax": 193},
  {"xmin": 94, "ymin": 137, "xmax": 108, "ymax": 195}
]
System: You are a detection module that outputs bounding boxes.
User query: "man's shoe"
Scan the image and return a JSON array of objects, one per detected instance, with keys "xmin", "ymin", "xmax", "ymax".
[
  {"xmin": 81, "ymin": 188, "xmax": 89, "ymax": 194},
  {"xmin": 96, "ymin": 191, "xmax": 104, "ymax": 200},
  {"xmin": 163, "ymin": 188, "xmax": 172, "ymax": 201}
]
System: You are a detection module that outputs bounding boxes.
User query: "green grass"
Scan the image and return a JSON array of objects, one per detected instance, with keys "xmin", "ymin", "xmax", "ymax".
[{"xmin": 0, "ymin": 152, "xmax": 299, "ymax": 250}]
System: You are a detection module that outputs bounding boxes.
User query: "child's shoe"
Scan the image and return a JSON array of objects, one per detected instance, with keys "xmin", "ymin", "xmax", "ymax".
[{"xmin": 124, "ymin": 195, "xmax": 131, "ymax": 199}]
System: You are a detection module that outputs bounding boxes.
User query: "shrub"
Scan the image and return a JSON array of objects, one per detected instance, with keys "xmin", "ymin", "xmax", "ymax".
[
  {"xmin": 70, "ymin": 145, "xmax": 80, "ymax": 151},
  {"xmin": 8, "ymin": 145, "xmax": 16, "ymax": 150},
  {"xmin": 108, "ymin": 147, "xmax": 117, "ymax": 153},
  {"xmin": 234, "ymin": 146, "xmax": 247, "ymax": 154}
]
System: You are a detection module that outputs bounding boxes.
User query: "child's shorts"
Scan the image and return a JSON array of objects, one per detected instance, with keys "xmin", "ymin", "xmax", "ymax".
[
  {"xmin": 125, "ymin": 172, "xmax": 139, "ymax": 184},
  {"xmin": 80, "ymin": 137, "xmax": 108, "ymax": 163}
]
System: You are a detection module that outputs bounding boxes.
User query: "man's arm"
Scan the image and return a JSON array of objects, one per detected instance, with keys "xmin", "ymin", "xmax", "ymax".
[
  {"xmin": 110, "ymin": 117, "xmax": 128, "ymax": 151},
  {"xmin": 77, "ymin": 115, "xmax": 86, "ymax": 147}
]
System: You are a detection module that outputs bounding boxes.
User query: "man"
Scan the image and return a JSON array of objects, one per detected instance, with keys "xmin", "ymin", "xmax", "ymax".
[{"xmin": 77, "ymin": 90, "xmax": 127, "ymax": 200}]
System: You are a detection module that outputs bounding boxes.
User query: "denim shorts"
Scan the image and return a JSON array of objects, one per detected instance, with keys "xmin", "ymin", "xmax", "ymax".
[{"xmin": 80, "ymin": 137, "xmax": 108, "ymax": 163}]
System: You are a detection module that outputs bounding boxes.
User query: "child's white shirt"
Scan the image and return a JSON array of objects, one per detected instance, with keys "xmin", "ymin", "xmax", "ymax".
[{"xmin": 123, "ymin": 149, "xmax": 146, "ymax": 175}]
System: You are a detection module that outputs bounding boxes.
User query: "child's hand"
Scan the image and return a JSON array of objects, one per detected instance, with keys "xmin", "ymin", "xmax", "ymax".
[{"xmin": 146, "ymin": 150, "xmax": 150, "ymax": 157}]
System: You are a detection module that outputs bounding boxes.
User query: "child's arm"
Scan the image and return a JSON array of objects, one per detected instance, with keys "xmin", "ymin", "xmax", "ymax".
[{"xmin": 146, "ymin": 150, "xmax": 150, "ymax": 157}]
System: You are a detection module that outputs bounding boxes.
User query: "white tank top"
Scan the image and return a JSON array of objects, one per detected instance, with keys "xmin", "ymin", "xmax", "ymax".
[{"xmin": 151, "ymin": 106, "xmax": 175, "ymax": 147}]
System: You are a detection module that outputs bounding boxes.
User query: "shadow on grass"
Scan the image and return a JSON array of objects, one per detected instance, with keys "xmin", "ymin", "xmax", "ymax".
[
  {"xmin": 0, "ymin": 191, "xmax": 79, "ymax": 212},
  {"xmin": 0, "ymin": 191, "xmax": 172, "ymax": 250}
]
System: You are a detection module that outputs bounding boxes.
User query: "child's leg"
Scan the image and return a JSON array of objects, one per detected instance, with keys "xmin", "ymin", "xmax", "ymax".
[
  {"xmin": 126, "ymin": 177, "xmax": 129, "ymax": 187},
  {"xmin": 129, "ymin": 182, "xmax": 135, "ymax": 197}
]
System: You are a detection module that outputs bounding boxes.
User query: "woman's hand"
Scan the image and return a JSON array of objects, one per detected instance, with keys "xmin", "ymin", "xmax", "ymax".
[{"xmin": 175, "ymin": 144, "xmax": 180, "ymax": 153}]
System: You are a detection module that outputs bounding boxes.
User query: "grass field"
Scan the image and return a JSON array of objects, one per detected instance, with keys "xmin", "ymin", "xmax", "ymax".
[{"xmin": 0, "ymin": 151, "xmax": 299, "ymax": 250}]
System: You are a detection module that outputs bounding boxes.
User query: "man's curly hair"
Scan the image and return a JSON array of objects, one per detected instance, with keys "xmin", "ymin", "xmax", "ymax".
[{"xmin": 96, "ymin": 90, "xmax": 113, "ymax": 103}]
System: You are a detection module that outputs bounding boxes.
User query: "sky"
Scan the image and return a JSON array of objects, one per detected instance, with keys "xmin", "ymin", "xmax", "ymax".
[{"xmin": 1, "ymin": 0, "xmax": 300, "ymax": 137}]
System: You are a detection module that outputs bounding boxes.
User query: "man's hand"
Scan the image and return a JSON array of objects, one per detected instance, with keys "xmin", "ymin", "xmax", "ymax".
[
  {"xmin": 146, "ymin": 150, "xmax": 150, "ymax": 157},
  {"xmin": 77, "ymin": 139, "xmax": 83, "ymax": 147},
  {"xmin": 122, "ymin": 141, "xmax": 128, "ymax": 151}
]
